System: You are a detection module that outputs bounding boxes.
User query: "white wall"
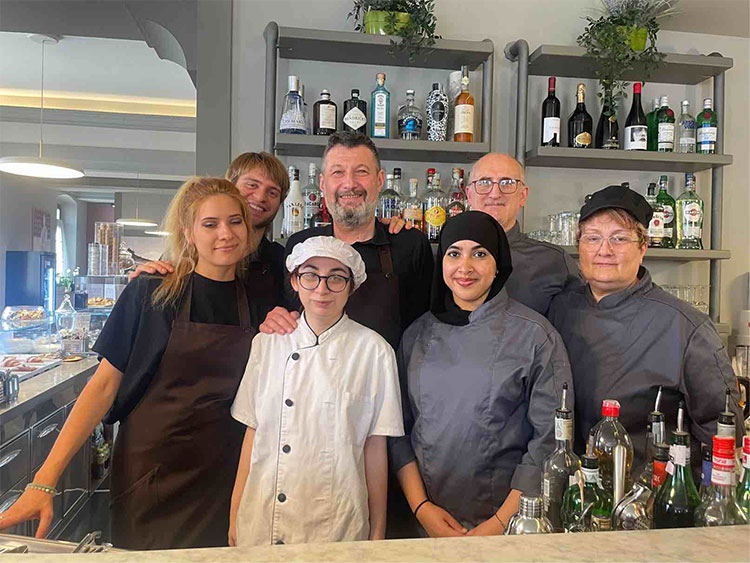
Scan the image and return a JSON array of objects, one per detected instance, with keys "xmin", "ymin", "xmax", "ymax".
[{"xmin": 231, "ymin": 0, "xmax": 750, "ymax": 328}]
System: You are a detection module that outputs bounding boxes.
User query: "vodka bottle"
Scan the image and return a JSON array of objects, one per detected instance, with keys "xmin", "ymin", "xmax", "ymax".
[
  {"xmin": 425, "ymin": 82, "xmax": 449, "ymax": 141},
  {"xmin": 398, "ymin": 89, "xmax": 424, "ymax": 140},
  {"xmin": 677, "ymin": 100, "xmax": 696, "ymax": 153},
  {"xmin": 378, "ymin": 173, "xmax": 401, "ymax": 220}
]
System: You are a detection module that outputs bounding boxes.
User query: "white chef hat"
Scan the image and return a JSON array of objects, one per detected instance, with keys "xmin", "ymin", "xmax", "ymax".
[{"xmin": 286, "ymin": 236, "xmax": 367, "ymax": 290}]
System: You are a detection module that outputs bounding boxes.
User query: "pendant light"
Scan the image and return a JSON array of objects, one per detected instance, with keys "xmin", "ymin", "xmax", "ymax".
[
  {"xmin": 117, "ymin": 175, "xmax": 158, "ymax": 228},
  {"xmin": 0, "ymin": 34, "xmax": 84, "ymax": 179},
  {"xmin": 144, "ymin": 230, "xmax": 170, "ymax": 237}
]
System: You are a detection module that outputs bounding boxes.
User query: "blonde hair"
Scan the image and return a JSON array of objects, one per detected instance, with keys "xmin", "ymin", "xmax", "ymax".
[
  {"xmin": 152, "ymin": 177, "xmax": 258, "ymax": 308},
  {"xmin": 577, "ymin": 208, "xmax": 648, "ymax": 247},
  {"xmin": 225, "ymin": 151, "xmax": 290, "ymax": 200}
]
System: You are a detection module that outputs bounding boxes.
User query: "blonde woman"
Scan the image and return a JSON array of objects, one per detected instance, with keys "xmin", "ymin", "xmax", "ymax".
[{"xmin": 0, "ymin": 177, "xmax": 259, "ymax": 550}]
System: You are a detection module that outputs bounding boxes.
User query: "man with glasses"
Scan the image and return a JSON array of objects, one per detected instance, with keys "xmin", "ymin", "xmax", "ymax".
[
  {"xmin": 548, "ymin": 184, "xmax": 743, "ymax": 471},
  {"xmin": 465, "ymin": 153, "xmax": 581, "ymax": 316}
]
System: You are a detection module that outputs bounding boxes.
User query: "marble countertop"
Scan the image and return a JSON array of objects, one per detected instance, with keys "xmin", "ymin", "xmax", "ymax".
[{"xmin": 3, "ymin": 525, "xmax": 748, "ymax": 561}]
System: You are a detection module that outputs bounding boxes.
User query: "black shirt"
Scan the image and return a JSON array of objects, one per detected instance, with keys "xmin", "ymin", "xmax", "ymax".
[
  {"xmin": 93, "ymin": 273, "xmax": 242, "ymax": 423},
  {"xmin": 284, "ymin": 222, "xmax": 434, "ymax": 334},
  {"xmin": 244, "ymin": 236, "xmax": 287, "ymax": 317}
]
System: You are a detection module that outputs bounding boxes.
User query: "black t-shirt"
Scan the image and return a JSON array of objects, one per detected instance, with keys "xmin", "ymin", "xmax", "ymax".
[
  {"xmin": 93, "ymin": 273, "xmax": 242, "ymax": 422},
  {"xmin": 244, "ymin": 236, "xmax": 288, "ymax": 320}
]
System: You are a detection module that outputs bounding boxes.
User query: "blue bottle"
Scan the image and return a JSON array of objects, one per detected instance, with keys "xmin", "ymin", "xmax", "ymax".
[{"xmin": 370, "ymin": 72, "xmax": 390, "ymax": 138}]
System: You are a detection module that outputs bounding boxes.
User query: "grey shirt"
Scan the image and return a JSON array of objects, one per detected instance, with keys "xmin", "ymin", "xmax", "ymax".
[
  {"xmin": 505, "ymin": 222, "xmax": 583, "ymax": 317},
  {"xmin": 548, "ymin": 267, "xmax": 743, "ymax": 472},
  {"xmin": 389, "ymin": 289, "xmax": 573, "ymax": 528}
]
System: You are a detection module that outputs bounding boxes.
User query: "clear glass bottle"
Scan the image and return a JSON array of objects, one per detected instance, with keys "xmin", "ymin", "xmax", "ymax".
[
  {"xmin": 561, "ymin": 454, "xmax": 614, "ymax": 532},
  {"xmin": 453, "ymin": 65, "xmax": 475, "ymax": 142},
  {"xmin": 279, "ymin": 75, "xmax": 307, "ymax": 134},
  {"xmin": 370, "ymin": 73, "xmax": 390, "ymax": 138},
  {"xmin": 737, "ymin": 435, "xmax": 750, "ymax": 517},
  {"xmin": 283, "ymin": 166, "xmax": 304, "ymax": 237},
  {"xmin": 716, "ymin": 388, "xmax": 736, "ymax": 438},
  {"xmin": 636, "ymin": 387, "xmax": 665, "ymax": 488},
  {"xmin": 694, "ymin": 435, "xmax": 749, "ymax": 527},
  {"xmin": 591, "ymin": 399, "xmax": 634, "ymax": 498},
  {"xmin": 425, "ymin": 82, "xmax": 449, "ymax": 142},
  {"xmin": 656, "ymin": 175, "xmax": 676, "ymax": 249},
  {"xmin": 422, "ymin": 173, "xmax": 446, "ymax": 243},
  {"xmin": 378, "ymin": 173, "xmax": 401, "ymax": 220},
  {"xmin": 397, "ymin": 89, "xmax": 423, "ymax": 140},
  {"xmin": 676, "ymin": 172, "xmax": 704, "ymax": 250},
  {"xmin": 697, "ymin": 98, "xmax": 718, "ymax": 154},
  {"xmin": 656, "ymin": 96, "xmax": 675, "ymax": 152},
  {"xmin": 677, "ymin": 100, "xmax": 696, "ymax": 153},
  {"xmin": 445, "ymin": 167, "xmax": 467, "ymax": 218},
  {"xmin": 403, "ymin": 178, "xmax": 424, "ymax": 232},
  {"xmin": 699, "ymin": 443, "xmax": 714, "ymax": 504},
  {"xmin": 542, "ymin": 383, "xmax": 581, "ymax": 532},
  {"xmin": 645, "ymin": 183, "xmax": 664, "ymax": 248},
  {"xmin": 302, "ymin": 163, "xmax": 321, "ymax": 229}
]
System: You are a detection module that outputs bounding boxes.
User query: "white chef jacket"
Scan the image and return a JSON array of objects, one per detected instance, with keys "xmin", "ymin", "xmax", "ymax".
[{"xmin": 231, "ymin": 313, "xmax": 404, "ymax": 547}]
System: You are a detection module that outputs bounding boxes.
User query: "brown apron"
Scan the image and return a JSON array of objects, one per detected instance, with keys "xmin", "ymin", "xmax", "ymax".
[{"xmin": 109, "ymin": 276, "xmax": 254, "ymax": 550}]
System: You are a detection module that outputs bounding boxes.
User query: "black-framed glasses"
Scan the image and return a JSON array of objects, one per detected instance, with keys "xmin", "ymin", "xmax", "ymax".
[
  {"xmin": 297, "ymin": 272, "xmax": 351, "ymax": 293},
  {"xmin": 470, "ymin": 177, "xmax": 524, "ymax": 195}
]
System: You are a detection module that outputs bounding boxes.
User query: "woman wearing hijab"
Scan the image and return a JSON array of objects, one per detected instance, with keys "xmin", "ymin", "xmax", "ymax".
[{"xmin": 388, "ymin": 211, "xmax": 574, "ymax": 537}]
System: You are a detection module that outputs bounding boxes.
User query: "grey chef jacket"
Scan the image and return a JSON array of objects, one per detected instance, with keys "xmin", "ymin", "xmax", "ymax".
[
  {"xmin": 505, "ymin": 222, "xmax": 583, "ymax": 317},
  {"xmin": 388, "ymin": 289, "xmax": 573, "ymax": 528},
  {"xmin": 548, "ymin": 267, "xmax": 743, "ymax": 471}
]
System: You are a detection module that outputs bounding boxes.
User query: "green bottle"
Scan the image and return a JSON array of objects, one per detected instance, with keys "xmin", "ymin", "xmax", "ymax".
[
  {"xmin": 696, "ymin": 98, "xmax": 718, "ymax": 154},
  {"xmin": 647, "ymin": 97, "xmax": 660, "ymax": 151},
  {"xmin": 561, "ymin": 454, "xmax": 613, "ymax": 532},
  {"xmin": 656, "ymin": 96, "xmax": 675, "ymax": 152},
  {"xmin": 655, "ymin": 175, "xmax": 676, "ymax": 248},
  {"xmin": 676, "ymin": 173, "xmax": 704, "ymax": 249},
  {"xmin": 738, "ymin": 436, "xmax": 750, "ymax": 518}
]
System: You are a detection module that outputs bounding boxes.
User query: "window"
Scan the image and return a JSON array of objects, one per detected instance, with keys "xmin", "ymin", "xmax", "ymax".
[{"xmin": 56, "ymin": 206, "xmax": 66, "ymax": 276}]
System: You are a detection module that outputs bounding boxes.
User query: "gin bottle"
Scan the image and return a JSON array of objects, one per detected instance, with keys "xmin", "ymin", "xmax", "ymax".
[
  {"xmin": 370, "ymin": 73, "xmax": 390, "ymax": 138},
  {"xmin": 560, "ymin": 454, "xmax": 613, "ymax": 532},
  {"xmin": 378, "ymin": 173, "xmax": 401, "ymax": 220},
  {"xmin": 694, "ymin": 435, "xmax": 748, "ymax": 527},
  {"xmin": 403, "ymin": 178, "xmax": 424, "ymax": 232},
  {"xmin": 697, "ymin": 98, "xmax": 718, "ymax": 154},
  {"xmin": 645, "ymin": 183, "xmax": 664, "ymax": 248},
  {"xmin": 677, "ymin": 100, "xmax": 696, "ymax": 153},
  {"xmin": 343, "ymin": 89, "xmax": 367, "ymax": 134},
  {"xmin": 656, "ymin": 175, "xmax": 676, "ymax": 248},
  {"xmin": 676, "ymin": 173, "xmax": 703, "ymax": 249},
  {"xmin": 656, "ymin": 96, "xmax": 675, "ymax": 152},
  {"xmin": 279, "ymin": 75, "xmax": 307, "ymax": 134},
  {"xmin": 425, "ymin": 82, "xmax": 449, "ymax": 141},
  {"xmin": 398, "ymin": 89, "xmax": 423, "ymax": 140},
  {"xmin": 302, "ymin": 163, "xmax": 321, "ymax": 229}
]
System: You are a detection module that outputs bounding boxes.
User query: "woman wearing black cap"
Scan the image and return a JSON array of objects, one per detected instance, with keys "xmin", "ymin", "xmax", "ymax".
[
  {"xmin": 388, "ymin": 211, "xmax": 573, "ymax": 537},
  {"xmin": 548, "ymin": 185, "xmax": 743, "ymax": 475}
]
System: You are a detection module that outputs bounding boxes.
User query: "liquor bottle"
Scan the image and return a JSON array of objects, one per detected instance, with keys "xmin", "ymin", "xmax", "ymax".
[
  {"xmin": 378, "ymin": 173, "xmax": 401, "ymax": 220},
  {"xmin": 677, "ymin": 100, "xmax": 696, "ymax": 153},
  {"xmin": 737, "ymin": 435, "xmax": 750, "ymax": 517},
  {"xmin": 636, "ymin": 387, "xmax": 665, "ymax": 488},
  {"xmin": 652, "ymin": 402, "xmax": 701, "ymax": 529},
  {"xmin": 425, "ymin": 168, "xmax": 436, "ymax": 191},
  {"xmin": 540, "ymin": 76, "xmax": 561, "ymax": 147},
  {"xmin": 591, "ymin": 399, "xmax": 634, "ymax": 497},
  {"xmin": 445, "ymin": 167, "xmax": 467, "ymax": 217},
  {"xmin": 299, "ymin": 84, "xmax": 311, "ymax": 134},
  {"xmin": 699, "ymin": 444, "xmax": 714, "ymax": 504},
  {"xmin": 645, "ymin": 183, "xmax": 664, "ymax": 248},
  {"xmin": 567, "ymin": 83, "xmax": 593, "ymax": 148},
  {"xmin": 647, "ymin": 97, "xmax": 660, "ymax": 151},
  {"xmin": 403, "ymin": 178, "xmax": 424, "ymax": 232},
  {"xmin": 541, "ymin": 383, "xmax": 581, "ymax": 532},
  {"xmin": 311, "ymin": 194, "xmax": 331, "ymax": 228},
  {"xmin": 279, "ymin": 75, "xmax": 307, "ymax": 134},
  {"xmin": 283, "ymin": 167, "xmax": 304, "ymax": 237},
  {"xmin": 656, "ymin": 175, "xmax": 676, "ymax": 248},
  {"xmin": 697, "ymin": 98, "xmax": 718, "ymax": 154},
  {"xmin": 425, "ymin": 82, "xmax": 449, "ymax": 142},
  {"xmin": 560, "ymin": 454, "xmax": 613, "ymax": 532},
  {"xmin": 656, "ymin": 96, "xmax": 675, "ymax": 152},
  {"xmin": 644, "ymin": 442, "xmax": 671, "ymax": 525},
  {"xmin": 398, "ymin": 89, "xmax": 423, "ymax": 140},
  {"xmin": 313, "ymin": 89, "xmax": 337, "ymax": 136},
  {"xmin": 453, "ymin": 65, "xmax": 475, "ymax": 142},
  {"xmin": 716, "ymin": 388, "xmax": 736, "ymax": 438},
  {"xmin": 343, "ymin": 89, "xmax": 367, "ymax": 134},
  {"xmin": 694, "ymin": 435, "xmax": 749, "ymax": 527},
  {"xmin": 624, "ymin": 82, "xmax": 648, "ymax": 151},
  {"xmin": 302, "ymin": 163, "xmax": 322, "ymax": 229},
  {"xmin": 370, "ymin": 73, "xmax": 390, "ymax": 138},
  {"xmin": 423, "ymin": 173, "xmax": 446, "ymax": 243},
  {"xmin": 505, "ymin": 495, "xmax": 554, "ymax": 535},
  {"xmin": 676, "ymin": 172, "xmax": 704, "ymax": 250},
  {"xmin": 595, "ymin": 89, "xmax": 619, "ymax": 149}
]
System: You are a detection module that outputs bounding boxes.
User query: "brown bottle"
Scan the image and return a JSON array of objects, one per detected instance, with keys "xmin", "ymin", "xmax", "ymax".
[{"xmin": 453, "ymin": 65, "xmax": 475, "ymax": 142}]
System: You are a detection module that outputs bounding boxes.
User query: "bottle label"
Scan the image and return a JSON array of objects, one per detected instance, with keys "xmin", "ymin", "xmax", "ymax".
[
  {"xmin": 425, "ymin": 206, "xmax": 446, "ymax": 227},
  {"xmin": 555, "ymin": 417, "xmax": 573, "ymax": 442},
  {"xmin": 669, "ymin": 444, "xmax": 688, "ymax": 467},
  {"xmin": 582, "ymin": 467, "xmax": 599, "ymax": 484},
  {"xmin": 343, "ymin": 107, "xmax": 367, "ymax": 131},
  {"xmin": 280, "ymin": 110, "xmax": 307, "ymax": 132},
  {"xmin": 648, "ymin": 211, "xmax": 665, "ymax": 238},
  {"xmin": 679, "ymin": 135, "xmax": 696, "ymax": 152},
  {"xmin": 447, "ymin": 202, "xmax": 465, "ymax": 217},
  {"xmin": 304, "ymin": 191, "xmax": 320, "ymax": 213},
  {"xmin": 543, "ymin": 478, "xmax": 550, "ymax": 504},
  {"xmin": 430, "ymin": 100, "xmax": 446, "ymax": 122},
  {"xmin": 319, "ymin": 104, "xmax": 336, "ymax": 130},
  {"xmin": 697, "ymin": 126, "xmax": 717, "ymax": 143},
  {"xmin": 658, "ymin": 123, "xmax": 675, "ymax": 150},
  {"xmin": 284, "ymin": 202, "xmax": 304, "ymax": 235},
  {"xmin": 682, "ymin": 203, "xmax": 703, "ymax": 238},
  {"xmin": 592, "ymin": 515, "xmax": 611, "ymax": 531},
  {"xmin": 403, "ymin": 207, "xmax": 423, "ymax": 222},
  {"xmin": 400, "ymin": 117, "xmax": 419, "ymax": 133},
  {"xmin": 711, "ymin": 455, "xmax": 735, "ymax": 486},
  {"xmin": 373, "ymin": 92, "xmax": 388, "ymax": 125},
  {"xmin": 624, "ymin": 125, "xmax": 648, "ymax": 150},
  {"xmin": 543, "ymin": 117, "xmax": 561, "ymax": 144},
  {"xmin": 652, "ymin": 461, "xmax": 667, "ymax": 488},
  {"xmin": 380, "ymin": 197, "xmax": 400, "ymax": 219},
  {"xmin": 574, "ymin": 131, "xmax": 592, "ymax": 147},
  {"xmin": 454, "ymin": 104, "xmax": 474, "ymax": 135},
  {"xmin": 743, "ymin": 451, "xmax": 750, "ymax": 469}
]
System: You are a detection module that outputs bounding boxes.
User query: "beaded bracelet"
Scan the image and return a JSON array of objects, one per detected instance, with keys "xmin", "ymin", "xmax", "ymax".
[{"xmin": 25, "ymin": 483, "xmax": 61, "ymax": 496}]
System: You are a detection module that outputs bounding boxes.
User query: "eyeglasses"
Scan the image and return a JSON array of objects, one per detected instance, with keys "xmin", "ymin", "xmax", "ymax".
[
  {"xmin": 297, "ymin": 272, "xmax": 351, "ymax": 293},
  {"xmin": 470, "ymin": 178, "xmax": 524, "ymax": 195},
  {"xmin": 579, "ymin": 234, "xmax": 640, "ymax": 249}
]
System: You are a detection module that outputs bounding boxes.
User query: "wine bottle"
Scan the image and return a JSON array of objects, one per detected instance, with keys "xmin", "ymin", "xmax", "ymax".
[
  {"xmin": 595, "ymin": 89, "xmax": 619, "ymax": 149},
  {"xmin": 624, "ymin": 82, "xmax": 648, "ymax": 151},
  {"xmin": 540, "ymin": 77, "xmax": 561, "ymax": 147},
  {"xmin": 567, "ymin": 83, "xmax": 593, "ymax": 148}
]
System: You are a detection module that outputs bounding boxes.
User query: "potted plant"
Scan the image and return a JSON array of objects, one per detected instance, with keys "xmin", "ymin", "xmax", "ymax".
[
  {"xmin": 348, "ymin": 0, "xmax": 440, "ymax": 62},
  {"xmin": 577, "ymin": 0, "xmax": 677, "ymax": 110}
]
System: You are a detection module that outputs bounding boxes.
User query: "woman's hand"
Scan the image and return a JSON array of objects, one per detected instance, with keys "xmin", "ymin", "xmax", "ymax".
[
  {"xmin": 228, "ymin": 515, "xmax": 237, "ymax": 547},
  {"xmin": 127, "ymin": 260, "xmax": 174, "ymax": 282},
  {"xmin": 0, "ymin": 488, "xmax": 55, "ymax": 538},
  {"xmin": 416, "ymin": 502, "xmax": 467, "ymax": 537},
  {"xmin": 466, "ymin": 515, "xmax": 506, "ymax": 536},
  {"xmin": 258, "ymin": 307, "xmax": 300, "ymax": 335}
]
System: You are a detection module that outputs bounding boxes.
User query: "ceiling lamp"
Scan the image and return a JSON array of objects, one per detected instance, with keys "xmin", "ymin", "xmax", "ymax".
[
  {"xmin": 144, "ymin": 230, "xmax": 170, "ymax": 237},
  {"xmin": 116, "ymin": 178, "xmax": 158, "ymax": 228},
  {"xmin": 0, "ymin": 35, "xmax": 84, "ymax": 179}
]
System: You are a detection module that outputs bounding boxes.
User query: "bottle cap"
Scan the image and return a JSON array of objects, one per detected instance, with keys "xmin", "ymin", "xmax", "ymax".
[
  {"xmin": 581, "ymin": 453, "xmax": 599, "ymax": 469},
  {"xmin": 393, "ymin": 167, "xmax": 401, "ymax": 178},
  {"xmin": 548, "ymin": 76, "xmax": 556, "ymax": 88},
  {"xmin": 660, "ymin": 96, "xmax": 668, "ymax": 105},
  {"xmin": 377, "ymin": 72, "xmax": 386, "ymax": 80},
  {"xmin": 386, "ymin": 173, "xmax": 394, "ymax": 180},
  {"xmin": 321, "ymin": 89, "xmax": 330, "ymax": 97},
  {"xmin": 351, "ymin": 89, "xmax": 360, "ymax": 96},
  {"xmin": 308, "ymin": 163, "xmax": 317, "ymax": 176},
  {"xmin": 647, "ymin": 182, "xmax": 656, "ymax": 195},
  {"xmin": 712, "ymin": 435, "xmax": 735, "ymax": 458},
  {"xmin": 287, "ymin": 75, "xmax": 299, "ymax": 92},
  {"xmin": 432, "ymin": 82, "xmax": 440, "ymax": 90},
  {"xmin": 681, "ymin": 99, "xmax": 689, "ymax": 106},
  {"xmin": 406, "ymin": 89, "xmax": 415, "ymax": 96},
  {"xmin": 703, "ymin": 98, "xmax": 712, "ymax": 108},
  {"xmin": 601, "ymin": 399, "xmax": 620, "ymax": 417},
  {"xmin": 660, "ymin": 175, "xmax": 668, "ymax": 182},
  {"xmin": 744, "ymin": 435, "xmax": 750, "ymax": 455},
  {"xmin": 633, "ymin": 82, "xmax": 642, "ymax": 94},
  {"xmin": 427, "ymin": 168, "xmax": 436, "ymax": 175}
]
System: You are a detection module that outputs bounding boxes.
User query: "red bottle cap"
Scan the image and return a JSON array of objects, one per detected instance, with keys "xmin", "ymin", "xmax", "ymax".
[
  {"xmin": 633, "ymin": 82, "xmax": 642, "ymax": 94},
  {"xmin": 601, "ymin": 399, "xmax": 620, "ymax": 417},
  {"xmin": 549, "ymin": 76, "xmax": 556, "ymax": 89},
  {"xmin": 712, "ymin": 435, "xmax": 735, "ymax": 458},
  {"xmin": 743, "ymin": 435, "xmax": 750, "ymax": 454}
]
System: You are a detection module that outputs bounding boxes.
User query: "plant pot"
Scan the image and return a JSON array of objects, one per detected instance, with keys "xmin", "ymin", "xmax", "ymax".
[
  {"xmin": 364, "ymin": 10, "xmax": 411, "ymax": 35},
  {"xmin": 618, "ymin": 25, "xmax": 648, "ymax": 52}
]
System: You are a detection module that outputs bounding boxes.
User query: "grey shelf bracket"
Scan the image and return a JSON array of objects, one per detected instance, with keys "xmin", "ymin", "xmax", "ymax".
[
  {"xmin": 709, "ymin": 52, "xmax": 725, "ymax": 323},
  {"xmin": 263, "ymin": 22, "xmax": 279, "ymax": 154},
  {"xmin": 504, "ymin": 40, "xmax": 529, "ymax": 166}
]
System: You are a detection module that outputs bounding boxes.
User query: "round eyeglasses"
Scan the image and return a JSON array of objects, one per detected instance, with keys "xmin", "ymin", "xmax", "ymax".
[
  {"xmin": 297, "ymin": 272, "xmax": 351, "ymax": 293},
  {"xmin": 470, "ymin": 177, "xmax": 524, "ymax": 195}
]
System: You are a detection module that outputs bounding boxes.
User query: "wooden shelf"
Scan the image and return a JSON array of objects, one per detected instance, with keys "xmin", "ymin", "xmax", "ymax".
[
  {"xmin": 562, "ymin": 247, "xmax": 731, "ymax": 261},
  {"xmin": 526, "ymin": 146, "xmax": 732, "ymax": 172},
  {"xmin": 276, "ymin": 134, "xmax": 489, "ymax": 163},
  {"xmin": 528, "ymin": 45, "xmax": 733, "ymax": 85},
  {"xmin": 277, "ymin": 26, "xmax": 493, "ymax": 70}
]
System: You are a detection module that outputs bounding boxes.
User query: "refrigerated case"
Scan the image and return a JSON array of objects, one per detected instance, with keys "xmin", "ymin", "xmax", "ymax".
[{"xmin": 4, "ymin": 251, "xmax": 56, "ymax": 315}]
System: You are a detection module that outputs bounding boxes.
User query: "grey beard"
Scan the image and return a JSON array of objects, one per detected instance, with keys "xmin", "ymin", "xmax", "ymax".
[{"xmin": 330, "ymin": 199, "xmax": 377, "ymax": 228}]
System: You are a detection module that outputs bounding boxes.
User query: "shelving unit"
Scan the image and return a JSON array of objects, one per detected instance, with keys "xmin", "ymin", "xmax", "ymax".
[{"xmin": 504, "ymin": 40, "xmax": 734, "ymax": 323}]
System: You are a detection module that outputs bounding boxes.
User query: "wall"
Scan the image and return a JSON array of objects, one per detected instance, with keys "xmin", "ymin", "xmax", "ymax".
[{"xmin": 231, "ymin": 0, "xmax": 750, "ymax": 329}]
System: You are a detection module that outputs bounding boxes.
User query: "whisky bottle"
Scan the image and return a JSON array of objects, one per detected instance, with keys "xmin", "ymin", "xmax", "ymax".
[
  {"xmin": 591, "ymin": 399, "xmax": 634, "ymax": 497},
  {"xmin": 445, "ymin": 167, "xmax": 466, "ymax": 217},
  {"xmin": 453, "ymin": 65, "xmax": 475, "ymax": 142}
]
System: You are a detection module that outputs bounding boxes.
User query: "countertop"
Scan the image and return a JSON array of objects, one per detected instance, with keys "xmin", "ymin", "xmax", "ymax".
[{"xmin": 3, "ymin": 525, "xmax": 749, "ymax": 561}]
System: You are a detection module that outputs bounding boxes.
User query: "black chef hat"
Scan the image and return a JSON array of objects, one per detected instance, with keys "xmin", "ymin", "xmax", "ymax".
[{"xmin": 579, "ymin": 184, "xmax": 653, "ymax": 227}]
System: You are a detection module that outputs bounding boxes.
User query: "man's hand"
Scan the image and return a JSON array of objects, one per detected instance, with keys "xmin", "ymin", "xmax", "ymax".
[
  {"xmin": 466, "ymin": 514, "xmax": 506, "ymax": 536},
  {"xmin": 259, "ymin": 307, "xmax": 300, "ymax": 335},
  {"xmin": 416, "ymin": 502, "xmax": 467, "ymax": 537},
  {"xmin": 380, "ymin": 216, "xmax": 411, "ymax": 235},
  {"xmin": 128, "ymin": 260, "xmax": 174, "ymax": 282}
]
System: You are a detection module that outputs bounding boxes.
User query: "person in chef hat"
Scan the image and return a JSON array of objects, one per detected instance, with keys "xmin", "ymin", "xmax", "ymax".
[{"xmin": 229, "ymin": 236, "xmax": 404, "ymax": 547}]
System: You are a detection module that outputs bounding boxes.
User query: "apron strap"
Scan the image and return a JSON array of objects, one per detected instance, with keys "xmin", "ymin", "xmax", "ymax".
[
  {"xmin": 175, "ymin": 274, "xmax": 195, "ymax": 323},
  {"xmin": 378, "ymin": 245, "xmax": 395, "ymax": 279},
  {"xmin": 235, "ymin": 279, "xmax": 251, "ymax": 331}
]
